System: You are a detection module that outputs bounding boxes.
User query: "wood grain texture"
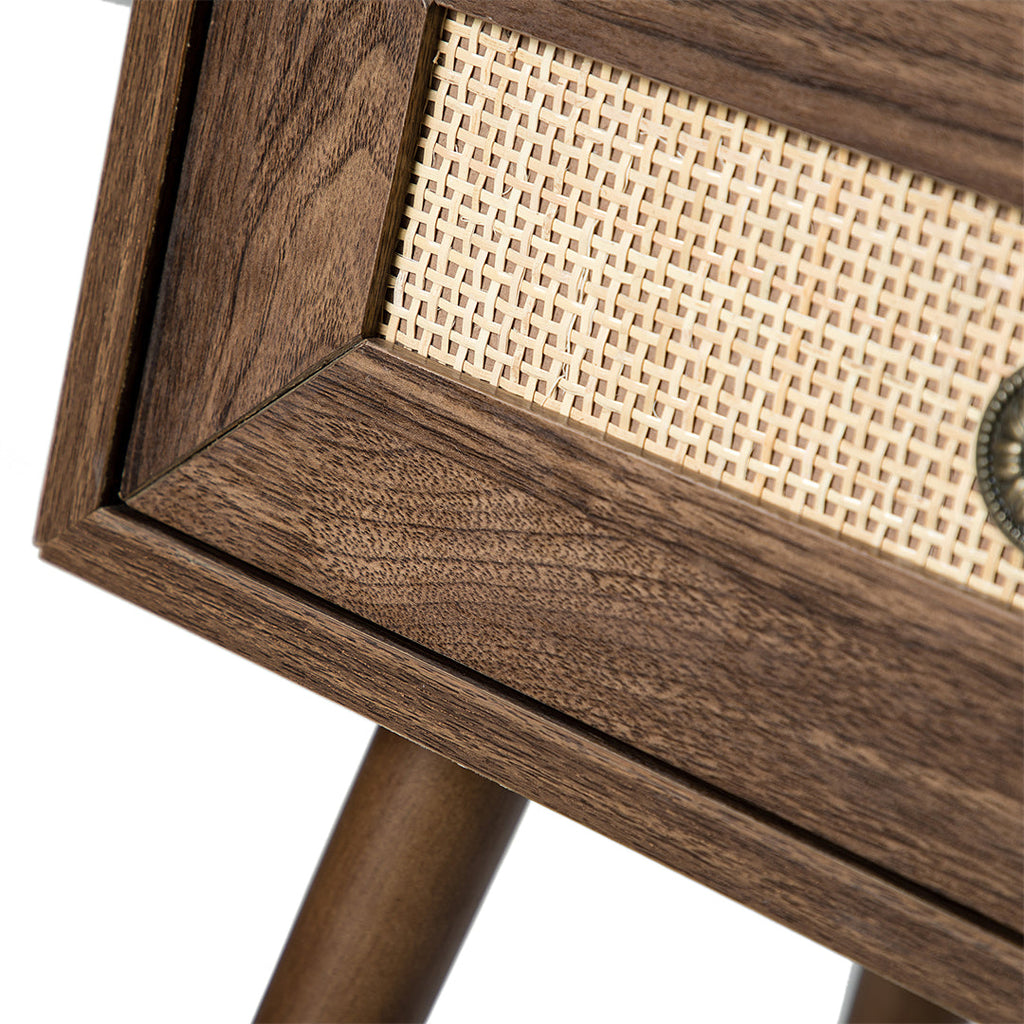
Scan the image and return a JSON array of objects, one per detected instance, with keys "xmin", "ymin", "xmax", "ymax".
[
  {"xmin": 39, "ymin": 507, "xmax": 1022, "ymax": 1024},
  {"xmin": 255, "ymin": 728, "xmax": 526, "ymax": 1024},
  {"xmin": 35, "ymin": 0, "xmax": 207, "ymax": 545},
  {"xmin": 451, "ymin": 0, "xmax": 1024, "ymax": 204},
  {"xmin": 128, "ymin": 343, "xmax": 1023, "ymax": 932},
  {"xmin": 117, "ymin": 0, "xmax": 1024, "ymax": 496},
  {"xmin": 34, "ymin": 5, "xmax": 1023, "ymax": 1019},
  {"xmin": 121, "ymin": 0, "xmax": 431, "ymax": 495}
]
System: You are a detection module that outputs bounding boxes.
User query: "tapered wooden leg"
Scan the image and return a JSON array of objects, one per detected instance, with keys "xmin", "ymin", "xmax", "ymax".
[
  {"xmin": 254, "ymin": 728, "xmax": 527, "ymax": 1024},
  {"xmin": 840, "ymin": 966, "xmax": 965, "ymax": 1023}
]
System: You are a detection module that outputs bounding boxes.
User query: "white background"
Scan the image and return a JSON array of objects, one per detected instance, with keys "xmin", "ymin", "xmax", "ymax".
[{"xmin": 2, "ymin": 3, "xmax": 851, "ymax": 1021}]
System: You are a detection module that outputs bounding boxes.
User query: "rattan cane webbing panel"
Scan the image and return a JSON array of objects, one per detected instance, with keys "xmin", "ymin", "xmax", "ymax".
[{"xmin": 382, "ymin": 11, "xmax": 1024, "ymax": 608}]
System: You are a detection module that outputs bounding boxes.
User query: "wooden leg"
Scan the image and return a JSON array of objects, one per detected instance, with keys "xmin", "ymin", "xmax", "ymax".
[
  {"xmin": 840, "ymin": 965, "xmax": 966, "ymax": 1023},
  {"xmin": 254, "ymin": 727, "xmax": 527, "ymax": 1024}
]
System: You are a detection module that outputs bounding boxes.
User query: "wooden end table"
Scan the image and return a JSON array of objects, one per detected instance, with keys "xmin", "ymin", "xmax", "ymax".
[{"xmin": 38, "ymin": 2, "xmax": 1022, "ymax": 1020}]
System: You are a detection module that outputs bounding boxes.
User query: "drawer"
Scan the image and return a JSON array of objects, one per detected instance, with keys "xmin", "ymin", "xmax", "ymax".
[{"xmin": 38, "ymin": 3, "xmax": 1023, "ymax": 1019}]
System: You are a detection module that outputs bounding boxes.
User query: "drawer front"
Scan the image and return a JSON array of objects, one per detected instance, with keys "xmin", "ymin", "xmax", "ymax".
[
  {"xmin": 39, "ymin": 3, "xmax": 1023, "ymax": 1019},
  {"xmin": 384, "ymin": 11, "xmax": 1024, "ymax": 608}
]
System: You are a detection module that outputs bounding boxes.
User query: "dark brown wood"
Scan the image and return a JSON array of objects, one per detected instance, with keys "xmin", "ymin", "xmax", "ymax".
[
  {"xmin": 451, "ymin": 0, "xmax": 1024, "ymax": 204},
  {"xmin": 121, "ymin": 0, "xmax": 434, "ymax": 495},
  {"xmin": 39, "ymin": 507, "xmax": 1022, "ymax": 1024},
  {"xmin": 255, "ymin": 728, "xmax": 525, "ymax": 1023},
  {"xmin": 120, "ymin": 0, "xmax": 1024, "ymax": 499},
  {"xmin": 127, "ymin": 341, "xmax": 1023, "ymax": 933},
  {"xmin": 35, "ymin": 0, "xmax": 207, "ymax": 545},
  {"xmin": 34, "ymin": 4, "xmax": 1024, "ymax": 1020},
  {"xmin": 842, "ymin": 967, "xmax": 964, "ymax": 1024}
]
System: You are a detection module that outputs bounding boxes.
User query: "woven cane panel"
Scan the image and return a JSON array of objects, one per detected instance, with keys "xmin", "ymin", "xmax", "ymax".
[{"xmin": 382, "ymin": 11, "xmax": 1024, "ymax": 608}]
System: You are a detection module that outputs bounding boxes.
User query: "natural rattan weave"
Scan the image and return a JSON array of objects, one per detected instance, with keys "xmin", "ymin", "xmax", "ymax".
[{"xmin": 382, "ymin": 12, "xmax": 1024, "ymax": 607}]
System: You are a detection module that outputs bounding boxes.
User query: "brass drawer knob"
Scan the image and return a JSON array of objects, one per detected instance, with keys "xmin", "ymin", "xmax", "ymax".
[{"xmin": 978, "ymin": 368, "xmax": 1024, "ymax": 550}]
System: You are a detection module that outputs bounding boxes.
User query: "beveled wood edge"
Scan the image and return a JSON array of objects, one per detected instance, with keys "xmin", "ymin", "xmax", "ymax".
[
  {"xmin": 127, "ymin": 337, "xmax": 1023, "ymax": 930},
  {"xmin": 119, "ymin": 0, "xmax": 442, "ymax": 498},
  {"xmin": 365, "ymin": 341, "xmax": 1024, "ymax": 636},
  {"xmin": 447, "ymin": 0, "xmax": 1024, "ymax": 204},
  {"xmin": 361, "ymin": 3, "xmax": 445, "ymax": 339},
  {"xmin": 35, "ymin": 0, "xmax": 210, "ymax": 546},
  {"xmin": 38, "ymin": 505, "xmax": 1021, "ymax": 1023}
]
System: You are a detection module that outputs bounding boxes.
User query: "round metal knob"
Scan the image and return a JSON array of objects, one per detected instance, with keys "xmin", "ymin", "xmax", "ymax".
[{"xmin": 977, "ymin": 367, "xmax": 1024, "ymax": 550}]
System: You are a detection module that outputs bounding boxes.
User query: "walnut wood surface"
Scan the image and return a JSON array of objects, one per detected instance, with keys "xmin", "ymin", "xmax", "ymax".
[
  {"xmin": 128, "ymin": 343, "xmax": 1023, "ymax": 934},
  {"xmin": 39, "ymin": 507, "xmax": 1022, "ymax": 1023},
  {"xmin": 121, "ymin": 0, "xmax": 1024, "ymax": 498},
  {"xmin": 35, "ymin": 4, "xmax": 1024, "ymax": 1019},
  {"xmin": 453, "ymin": 0, "xmax": 1024, "ymax": 204},
  {"xmin": 35, "ymin": 0, "xmax": 207, "ymax": 545},
  {"xmin": 255, "ymin": 728, "xmax": 526, "ymax": 1024},
  {"xmin": 121, "ymin": 0, "xmax": 432, "ymax": 494}
]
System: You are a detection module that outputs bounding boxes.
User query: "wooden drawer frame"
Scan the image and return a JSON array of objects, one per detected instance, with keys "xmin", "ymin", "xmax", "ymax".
[{"xmin": 36, "ymin": 3, "xmax": 1023, "ymax": 1019}]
